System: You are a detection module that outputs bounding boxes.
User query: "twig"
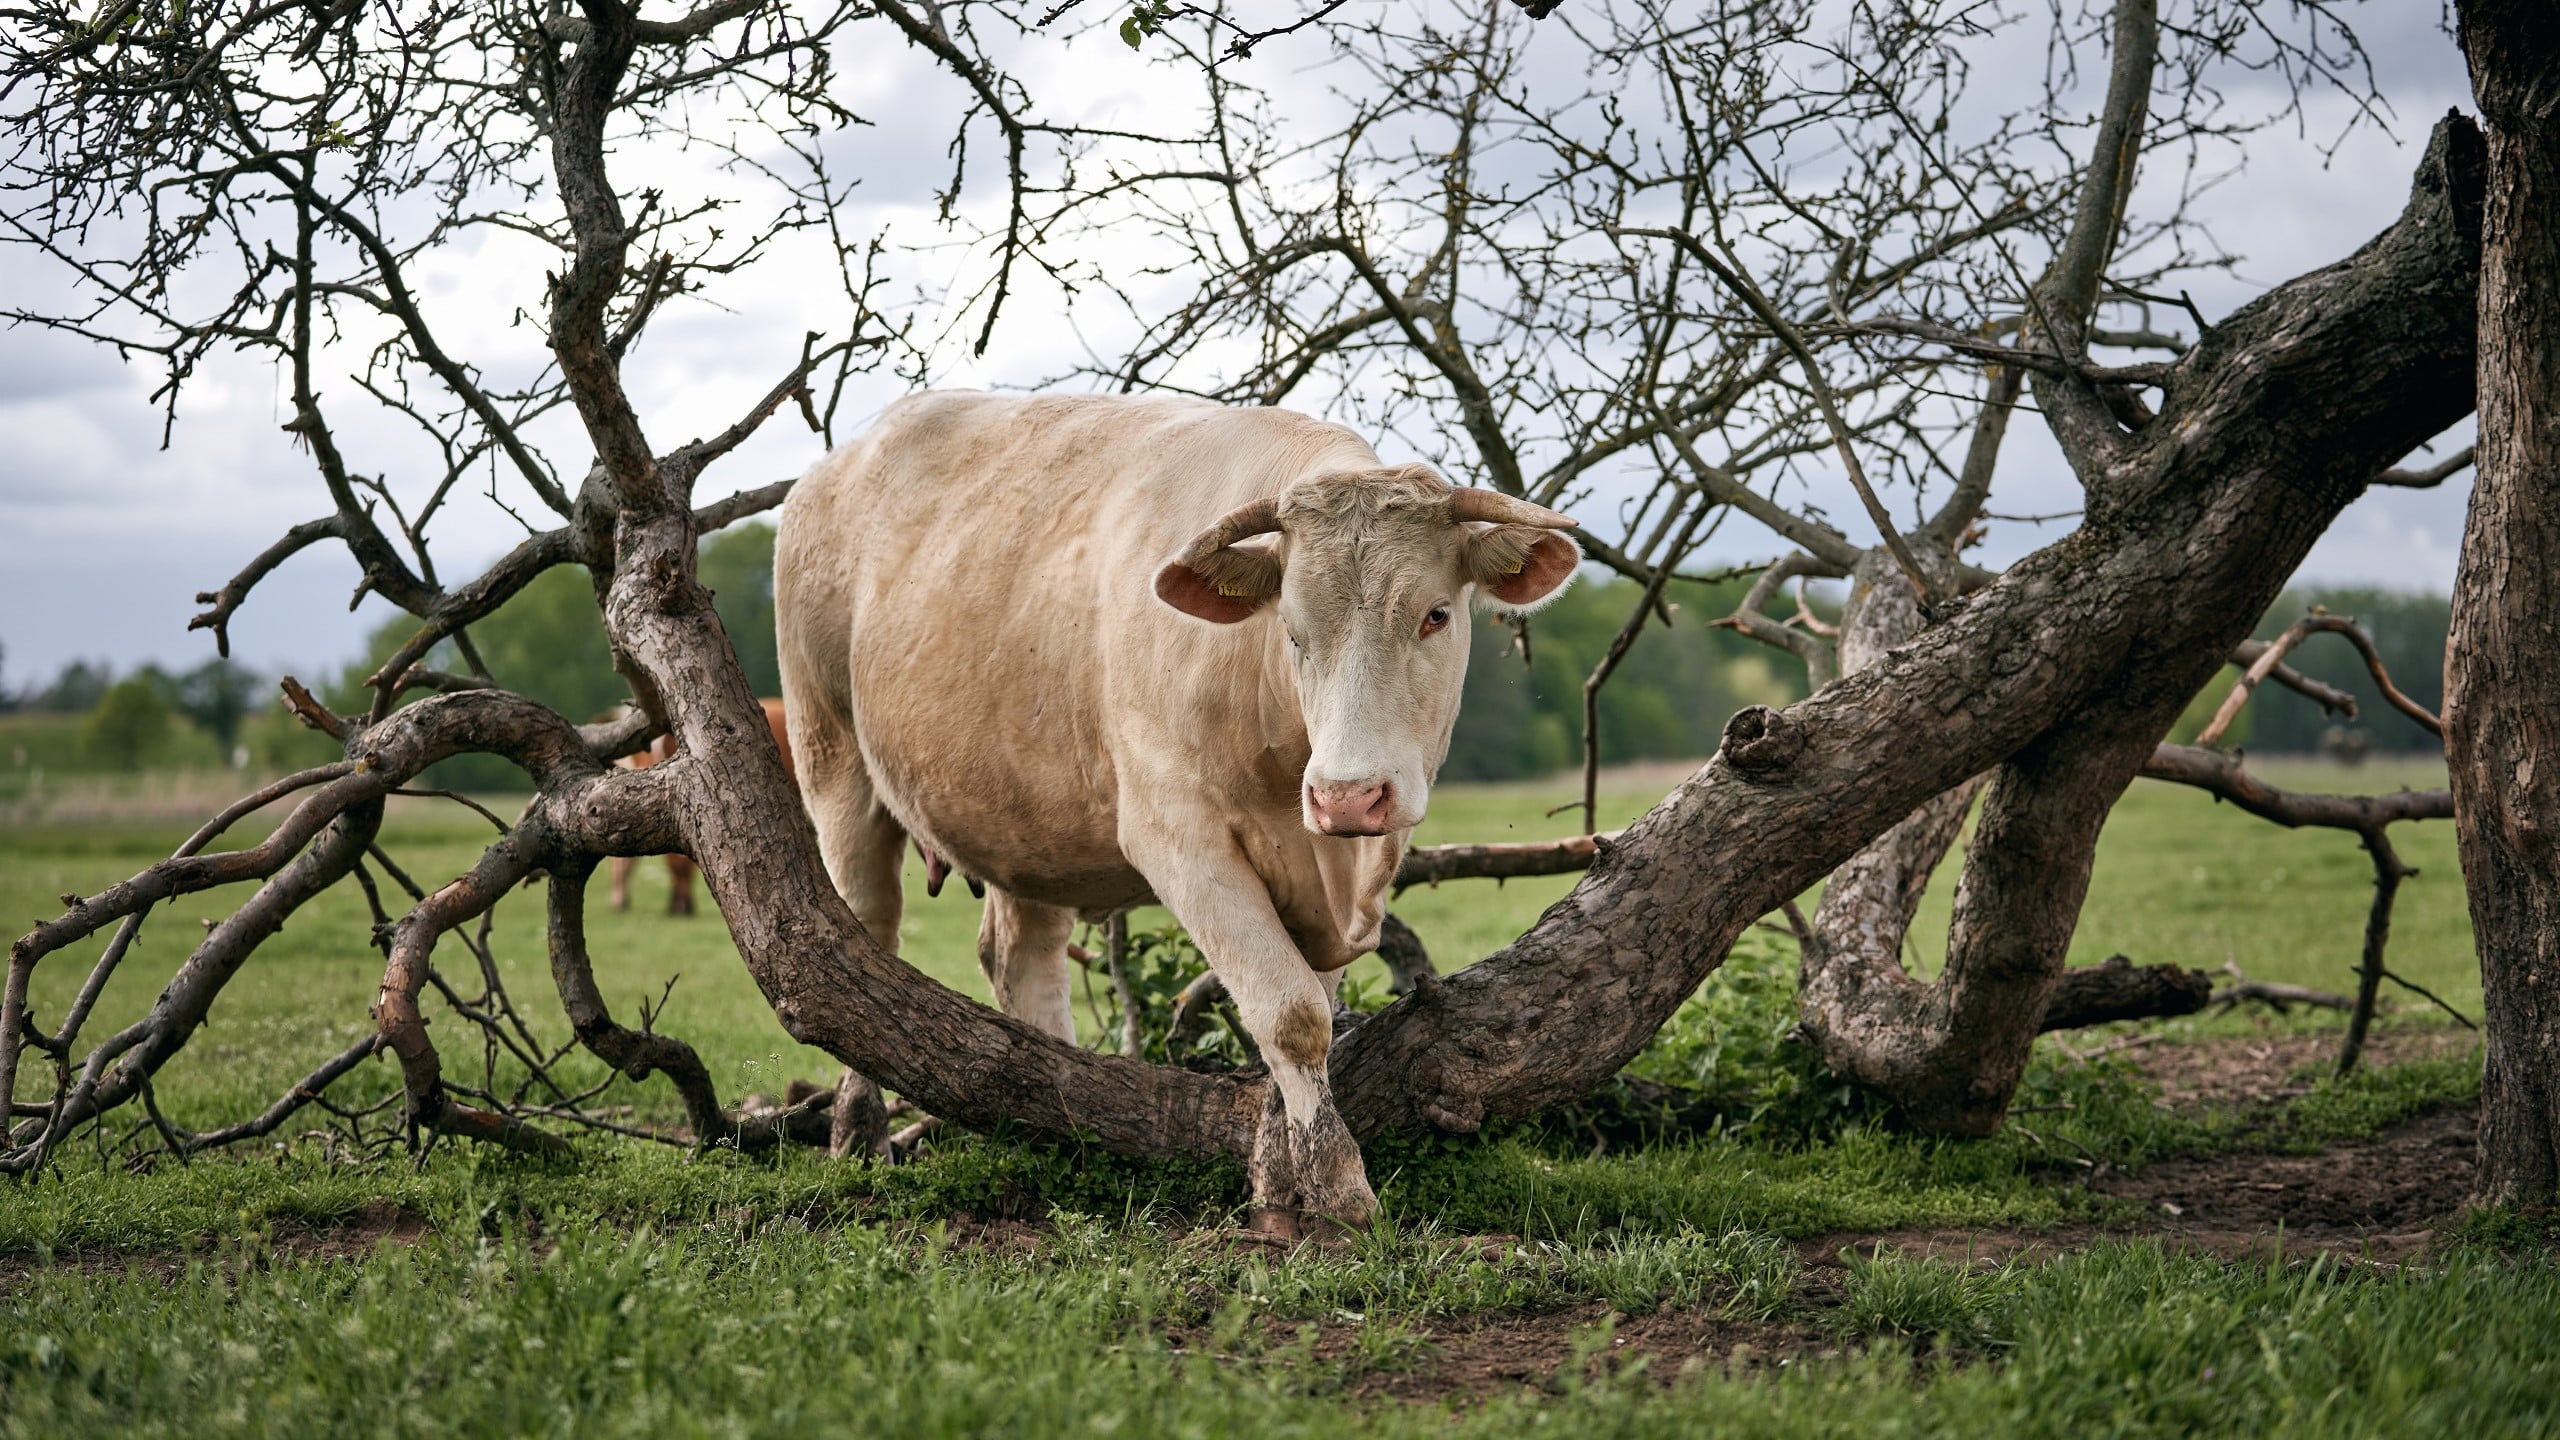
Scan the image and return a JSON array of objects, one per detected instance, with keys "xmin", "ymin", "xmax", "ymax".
[
  {"xmin": 2377, "ymin": 969, "xmax": 2478, "ymax": 1032},
  {"xmin": 2210, "ymin": 963, "xmax": 2353, "ymax": 1015},
  {"xmin": 2374, "ymin": 445, "xmax": 2474, "ymax": 488},
  {"xmin": 1610, "ymin": 224, "xmax": 1937, "ymax": 610},
  {"xmin": 1105, "ymin": 912, "xmax": 1141, "ymax": 1059},
  {"xmin": 390, "ymin": 789, "xmax": 513, "ymax": 832}
]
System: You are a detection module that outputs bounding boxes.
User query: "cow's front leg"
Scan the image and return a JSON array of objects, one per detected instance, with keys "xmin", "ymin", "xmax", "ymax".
[{"xmin": 1127, "ymin": 833, "xmax": 1376, "ymax": 1227}]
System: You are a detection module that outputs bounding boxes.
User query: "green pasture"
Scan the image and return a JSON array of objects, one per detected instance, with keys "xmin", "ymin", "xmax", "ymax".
[
  {"xmin": 4, "ymin": 757, "xmax": 2538, "ymax": 1439},
  {"xmin": 0, "ymin": 757, "xmax": 2474, "ymax": 1129}
]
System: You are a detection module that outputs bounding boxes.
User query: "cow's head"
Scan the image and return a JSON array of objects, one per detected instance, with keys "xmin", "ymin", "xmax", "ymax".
[{"xmin": 1154, "ymin": 465, "xmax": 1580, "ymax": 836}]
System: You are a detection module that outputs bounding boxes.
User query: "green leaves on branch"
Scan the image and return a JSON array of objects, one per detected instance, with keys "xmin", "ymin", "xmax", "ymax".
[{"xmin": 1119, "ymin": 1, "xmax": 1174, "ymax": 49}]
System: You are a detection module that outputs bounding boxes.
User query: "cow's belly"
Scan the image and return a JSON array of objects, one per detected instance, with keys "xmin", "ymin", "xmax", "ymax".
[
  {"xmin": 843, "ymin": 658, "xmax": 1145, "ymax": 912},
  {"xmin": 905, "ymin": 793, "xmax": 1150, "ymax": 916}
]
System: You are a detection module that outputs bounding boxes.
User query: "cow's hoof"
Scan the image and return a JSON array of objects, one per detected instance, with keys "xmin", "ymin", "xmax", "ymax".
[
  {"xmin": 1299, "ymin": 1178, "xmax": 1378, "ymax": 1230},
  {"xmin": 1246, "ymin": 1205, "xmax": 1307, "ymax": 1242},
  {"xmin": 1287, "ymin": 1149, "xmax": 1378, "ymax": 1230},
  {"xmin": 1244, "ymin": 1205, "xmax": 1361, "ymax": 1245}
]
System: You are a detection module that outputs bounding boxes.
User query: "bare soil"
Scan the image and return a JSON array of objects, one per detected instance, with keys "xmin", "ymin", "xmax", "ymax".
[
  {"xmin": 1156, "ymin": 1301, "xmax": 1839, "ymax": 1407},
  {"xmin": 2078, "ymin": 1107, "xmax": 2470, "ymax": 1259},
  {"xmin": 2122, "ymin": 1024, "xmax": 2475, "ymax": 1114},
  {"xmin": 0, "ymin": 1201, "xmax": 430, "ymax": 1291}
]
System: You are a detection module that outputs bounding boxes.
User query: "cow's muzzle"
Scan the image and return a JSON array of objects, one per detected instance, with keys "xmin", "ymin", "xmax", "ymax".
[{"xmin": 1304, "ymin": 779, "xmax": 1395, "ymax": 837}]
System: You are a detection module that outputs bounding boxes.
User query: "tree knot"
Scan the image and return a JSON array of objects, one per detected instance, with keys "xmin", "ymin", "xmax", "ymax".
[
  {"xmin": 1719, "ymin": 705, "xmax": 1805, "ymax": 777},
  {"xmin": 1419, "ymin": 1093, "xmax": 1484, "ymax": 1134}
]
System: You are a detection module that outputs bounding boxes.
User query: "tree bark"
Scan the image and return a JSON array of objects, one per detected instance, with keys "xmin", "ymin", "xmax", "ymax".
[
  {"xmin": 1795, "ymin": 548, "xmax": 2210, "ymax": 1133},
  {"xmin": 2450, "ymin": 0, "xmax": 2560, "ymax": 1206},
  {"xmin": 2037, "ymin": 956, "xmax": 2211, "ymax": 1032}
]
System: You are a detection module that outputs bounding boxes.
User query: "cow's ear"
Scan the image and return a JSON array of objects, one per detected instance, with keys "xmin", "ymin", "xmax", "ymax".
[
  {"xmin": 1154, "ymin": 543, "xmax": 1283, "ymax": 624},
  {"xmin": 1466, "ymin": 525, "xmax": 1582, "ymax": 610}
]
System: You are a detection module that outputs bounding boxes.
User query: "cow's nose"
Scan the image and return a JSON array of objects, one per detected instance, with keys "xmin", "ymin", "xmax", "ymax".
[{"xmin": 1305, "ymin": 780, "xmax": 1394, "ymax": 837}]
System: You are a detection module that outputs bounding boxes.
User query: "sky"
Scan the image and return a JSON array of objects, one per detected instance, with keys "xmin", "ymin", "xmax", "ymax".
[{"xmin": 0, "ymin": 1, "xmax": 2481, "ymax": 692}]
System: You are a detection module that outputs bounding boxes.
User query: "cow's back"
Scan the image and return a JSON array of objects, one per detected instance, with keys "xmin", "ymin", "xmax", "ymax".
[{"xmin": 777, "ymin": 392, "xmax": 1376, "ymax": 908}]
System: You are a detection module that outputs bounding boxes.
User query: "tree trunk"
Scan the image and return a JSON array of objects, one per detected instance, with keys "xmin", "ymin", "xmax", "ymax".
[
  {"xmin": 2450, "ymin": 0, "xmax": 2560, "ymax": 1207},
  {"xmin": 1795, "ymin": 552, "xmax": 2210, "ymax": 1134}
]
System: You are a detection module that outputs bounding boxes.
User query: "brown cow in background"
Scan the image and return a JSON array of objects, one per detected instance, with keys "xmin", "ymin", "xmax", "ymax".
[{"xmin": 612, "ymin": 697, "xmax": 794, "ymax": 915}]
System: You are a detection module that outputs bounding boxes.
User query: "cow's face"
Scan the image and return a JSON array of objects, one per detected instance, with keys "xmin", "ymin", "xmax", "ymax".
[{"xmin": 1154, "ymin": 467, "xmax": 1580, "ymax": 836}]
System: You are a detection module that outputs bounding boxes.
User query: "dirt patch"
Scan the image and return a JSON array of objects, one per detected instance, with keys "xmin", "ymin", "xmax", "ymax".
[
  {"xmin": 0, "ymin": 1202, "xmax": 431, "ymax": 1294},
  {"xmin": 2076, "ymin": 1105, "xmax": 2473, "ymax": 1262},
  {"xmin": 2121, "ymin": 1025, "xmax": 2475, "ymax": 1114},
  {"xmin": 273, "ymin": 1200, "xmax": 432, "ymax": 1260},
  {"xmin": 1165, "ymin": 1301, "xmax": 1837, "ymax": 1405},
  {"xmin": 1795, "ymin": 1101, "xmax": 2477, "ymax": 1274},
  {"xmin": 1793, "ymin": 1226, "xmax": 2101, "ymax": 1274},
  {"xmin": 932, "ymin": 1213, "xmax": 1049, "ymax": 1257},
  {"xmin": 1343, "ymin": 1304, "xmax": 1837, "ymax": 1403}
]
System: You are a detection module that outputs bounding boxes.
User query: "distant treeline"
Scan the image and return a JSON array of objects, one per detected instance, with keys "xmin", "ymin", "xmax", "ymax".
[
  {"xmin": 0, "ymin": 650, "xmax": 276, "ymax": 773},
  {"xmin": 4, "ymin": 534, "xmax": 2453, "ymax": 786},
  {"xmin": 1444, "ymin": 574, "xmax": 1806, "ymax": 781},
  {"xmin": 343, "ymin": 529, "xmax": 1805, "ymax": 789}
]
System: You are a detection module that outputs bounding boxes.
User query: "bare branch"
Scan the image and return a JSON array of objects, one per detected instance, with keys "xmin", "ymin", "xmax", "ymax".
[
  {"xmin": 2375, "ymin": 444, "xmax": 2475, "ymax": 488},
  {"xmin": 2033, "ymin": 0, "xmax": 2165, "ymax": 470},
  {"xmin": 187, "ymin": 515, "xmax": 343, "ymax": 657},
  {"xmin": 2139, "ymin": 744, "xmax": 2453, "ymax": 830},
  {"xmin": 1395, "ymin": 833, "xmax": 1616, "ymax": 892},
  {"xmin": 2200, "ymin": 611, "xmax": 2440, "ymax": 747},
  {"xmin": 2231, "ymin": 638, "xmax": 2359, "ymax": 718},
  {"xmin": 1712, "ymin": 552, "xmax": 1846, "ymax": 689},
  {"xmin": 1611, "ymin": 224, "xmax": 1936, "ymax": 609},
  {"xmin": 543, "ymin": 0, "xmax": 767, "ymax": 46},
  {"xmin": 694, "ymin": 479, "xmax": 795, "ymax": 534}
]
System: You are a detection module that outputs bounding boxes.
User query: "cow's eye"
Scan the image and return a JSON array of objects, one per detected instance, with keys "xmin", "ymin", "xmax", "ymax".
[{"xmin": 1420, "ymin": 605, "xmax": 1452, "ymax": 638}]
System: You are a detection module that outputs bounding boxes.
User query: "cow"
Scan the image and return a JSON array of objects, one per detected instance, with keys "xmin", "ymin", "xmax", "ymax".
[
  {"xmin": 612, "ymin": 697, "xmax": 795, "ymax": 916},
  {"xmin": 774, "ymin": 392, "xmax": 1580, "ymax": 1222}
]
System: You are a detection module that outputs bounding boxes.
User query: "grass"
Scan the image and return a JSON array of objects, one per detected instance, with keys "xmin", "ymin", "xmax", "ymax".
[
  {"xmin": 0, "ymin": 755, "xmax": 2475, "ymax": 1130},
  {"xmin": 1, "ymin": 756, "xmax": 2535, "ymax": 1438},
  {"xmin": 6, "ymin": 1210, "xmax": 2556, "ymax": 1436}
]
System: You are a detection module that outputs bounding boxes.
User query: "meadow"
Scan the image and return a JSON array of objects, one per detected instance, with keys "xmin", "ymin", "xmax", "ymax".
[{"xmin": 5, "ymin": 756, "xmax": 2548, "ymax": 1438}]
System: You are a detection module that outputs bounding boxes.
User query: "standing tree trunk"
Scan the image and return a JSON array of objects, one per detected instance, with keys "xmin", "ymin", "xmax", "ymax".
[{"xmin": 2450, "ymin": 0, "xmax": 2560, "ymax": 1207}]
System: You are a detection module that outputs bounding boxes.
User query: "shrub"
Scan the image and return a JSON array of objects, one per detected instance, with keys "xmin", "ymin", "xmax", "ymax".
[{"xmin": 77, "ymin": 677, "xmax": 173, "ymax": 770}]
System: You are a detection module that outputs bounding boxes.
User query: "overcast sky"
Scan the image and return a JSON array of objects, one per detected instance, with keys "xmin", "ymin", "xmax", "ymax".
[{"xmin": 0, "ymin": 2, "xmax": 2479, "ymax": 691}]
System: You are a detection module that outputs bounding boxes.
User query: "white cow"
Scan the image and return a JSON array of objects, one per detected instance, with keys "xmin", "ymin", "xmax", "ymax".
[{"xmin": 775, "ymin": 392, "xmax": 1579, "ymax": 1220}]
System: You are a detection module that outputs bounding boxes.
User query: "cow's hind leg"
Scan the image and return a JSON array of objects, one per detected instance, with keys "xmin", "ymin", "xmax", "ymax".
[
  {"xmin": 977, "ymin": 889, "xmax": 1076, "ymax": 1043},
  {"xmin": 785, "ymin": 687, "xmax": 909, "ymax": 1156}
]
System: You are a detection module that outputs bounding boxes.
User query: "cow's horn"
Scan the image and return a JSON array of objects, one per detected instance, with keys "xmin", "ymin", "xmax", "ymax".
[
  {"xmin": 1448, "ymin": 488, "xmax": 1577, "ymax": 529},
  {"xmin": 1176, "ymin": 496, "xmax": 1285, "ymax": 563}
]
